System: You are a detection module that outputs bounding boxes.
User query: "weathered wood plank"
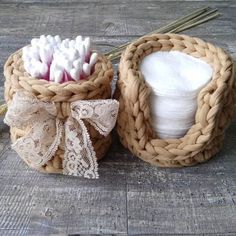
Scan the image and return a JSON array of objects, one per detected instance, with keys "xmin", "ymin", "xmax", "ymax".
[{"xmin": 0, "ymin": 0, "xmax": 236, "ymax": 235}]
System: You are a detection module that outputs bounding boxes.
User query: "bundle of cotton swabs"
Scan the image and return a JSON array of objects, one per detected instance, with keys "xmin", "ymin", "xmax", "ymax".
[
  {"xmin": 22, "ymin": 35, "xmax": 98, "ymax": 83},
  {"xmin": 105, "ymin": 7, "xmax": 220, "ymax": 61}
]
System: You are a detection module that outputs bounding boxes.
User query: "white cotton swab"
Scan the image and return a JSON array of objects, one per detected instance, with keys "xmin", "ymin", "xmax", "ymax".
[
  {"xmin": 78, "ymin": 44, "xmax": 86, "ymax": 63},
  {"xmin": 54, "ymin": 35, "xmax": 61, "ymax": 44},
  {"xmin": 39, "ymin": 35, "xmax": 47, "ymax": 45},
  {"xmin": 69, "ymin": 40, "xmax": 76, "ymax": 48},
  {"xmin": 73, "ymin": 58, "xmax": 82, "ymax": 68},
  {"xmin": 24, "ymin": 61, "xmax": 32, "ymax": 73},
  {"xmin": 39, "ymin": 62, "xmax": 48, "ymax": 78},
  {"xmin": 64, "ymin": 59, "xmax": 73, "ymax": 74},
  {"xmin": 49, "ymin": 61, "xmax": 56, "ymax": 81},
  {"xmin": 84, "ymin": 37, "xmax": 91, "ymax": 55},
  {"xmin": 29, "ymin": 66, "xmax": 40, "ymax": 78},
  {"xmin": 83, "ymin": 63, "xmax": 91, "ymax": 76},
  {"xmin": 22, "ymin": 46, "xmax": 30, "ymax": 55},
  {"xmin": 22, "ymin": 52, "xmax": 31, "ymax": 62},
  {"xmin": 89, "ymin": 52, "xmax": 98, "ymax": 66},
  {"xmin": 70, "ymin": 67, "xmax": 81, "ymax": 81},
  {"xmin": 54, "ymin": 69, "xmax": 63, "ymax": 83},
  {"xmin": 68, "ymin": 48, "xmax": 79, "ymax": 61},
  {"xmin": 50, "ymin": 60, "xmax": 64, "ymax": 81},
  {"xmin": 76, "ymin": 35, "xmax": 82, "ymax": 45},
  {"xmin": 57, "ymin": 55, "xmax": 66, "ymax": 68},
  {"xmin": 30, "ymin": 58, "xmax": 40, "ymax": 67},
  {"xmin": 46, "ymin": 35, "xmax": 55, "ymax": 44},
  {"xmin": 29, "ymin": 46, "xmax": 40, "ymax": 61},
  {"xmin": 39, "ymin": 47, "xmax": 48, "ymax": 64},
  {"xmin": 39, "ymin": 45, "xmax": 53, "ymax": 64},
  {"xmin": 31, "ymin": 38, "xmax": 40, "ymax": 47},
  {"xmin": 44, "ymin": 44, "xmax": 54, "ymax": 62},
  {"xmin": 62, "ymin": 38, "xmax": 70, "ymax": 48},
  {"xmin": 30, "ymin": 59, "xmax": 47, "ymax": 79}
]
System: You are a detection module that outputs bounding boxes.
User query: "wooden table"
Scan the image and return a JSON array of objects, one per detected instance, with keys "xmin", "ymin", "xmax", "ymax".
[{"xmin": 0, "ymin": 1, "xmax": 236, "ymax": 235}]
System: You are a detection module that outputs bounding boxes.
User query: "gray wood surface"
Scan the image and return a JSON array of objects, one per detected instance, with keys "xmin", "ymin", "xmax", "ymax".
[{"xmin": 0, "ymin": 0, "xmax": 236, "ymax": 235}]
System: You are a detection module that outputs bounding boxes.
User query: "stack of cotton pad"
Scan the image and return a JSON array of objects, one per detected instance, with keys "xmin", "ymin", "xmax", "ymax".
[{"xmin": 140, "ymin": 51, "xmax": 213, "ymax": 139}]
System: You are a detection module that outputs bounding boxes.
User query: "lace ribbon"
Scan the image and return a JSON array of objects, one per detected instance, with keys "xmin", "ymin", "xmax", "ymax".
[{"xmin": 4, "ymin": 91, "xmax": 119, "ymax": 179}]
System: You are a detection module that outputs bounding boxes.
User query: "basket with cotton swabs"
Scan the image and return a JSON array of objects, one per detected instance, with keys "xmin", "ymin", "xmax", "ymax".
[{"xmin": 3, "ymin": 35, "xmax": 119, "ymax": 178}]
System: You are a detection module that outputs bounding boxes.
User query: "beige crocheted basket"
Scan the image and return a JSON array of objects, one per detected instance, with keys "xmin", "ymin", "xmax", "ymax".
[
  {"xmin": 4, "ymin": 49, "xmax": 113, "ymax": 173},
  {"xmin": 116, "ymin": 33, "xmax": 235, "ymax": 167}
]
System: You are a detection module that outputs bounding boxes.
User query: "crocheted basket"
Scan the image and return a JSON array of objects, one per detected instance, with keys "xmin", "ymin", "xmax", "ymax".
[
  {"xmin": 4, "ymin": 49, "xmax": 114, "ymax": 174},
  {"xmin": 116, "ymin": 33, "xmax": 235, "ymax": 167}
]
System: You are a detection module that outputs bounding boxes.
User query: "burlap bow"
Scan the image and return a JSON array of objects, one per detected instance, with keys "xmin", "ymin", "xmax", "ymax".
[{"xmin": 4, "ymin": 91, "xmax": 119, "ymax": 179}]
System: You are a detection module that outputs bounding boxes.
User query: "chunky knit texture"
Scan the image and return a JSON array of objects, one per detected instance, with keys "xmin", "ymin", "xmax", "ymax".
[
  {"xmin": 4, "ymin": 49, "xmax": 114, "ymax": 174},
  {"xmin": 116, "ymin": 33, "xmax": 236, "ymax": 167}
]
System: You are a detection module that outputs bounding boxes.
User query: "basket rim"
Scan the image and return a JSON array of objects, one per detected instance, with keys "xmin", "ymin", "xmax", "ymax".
[
  {"xmin": 4, "ymin": 48, "xmax": 110, "ymax": 86},
  {"xmin": 4, "ymin": 48, "xmax": 113, "ymax": 102}
]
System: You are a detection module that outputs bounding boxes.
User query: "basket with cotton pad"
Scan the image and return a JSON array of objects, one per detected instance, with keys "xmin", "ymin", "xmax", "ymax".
[
  {"xmin": 141, "ymin": 50, "xmax": 213, "ymax": 139},
  {"xmin": 3, "ymin": 35, "xmax": 119, "ymax": 178},
  {"xmin": 116, "ymin": 33, "xmax": 235, "ymax": 167}
]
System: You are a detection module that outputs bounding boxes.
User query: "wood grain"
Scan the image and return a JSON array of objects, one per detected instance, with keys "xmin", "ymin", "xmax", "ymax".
[{"xmin": 0, "ymin": 0, "xmax": 236, "ymax": 235}]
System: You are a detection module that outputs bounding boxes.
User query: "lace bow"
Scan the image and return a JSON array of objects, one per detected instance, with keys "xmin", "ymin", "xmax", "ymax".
[{"xmin": 4, "ymin": 91, "xmax": 119, "ymax": 179}]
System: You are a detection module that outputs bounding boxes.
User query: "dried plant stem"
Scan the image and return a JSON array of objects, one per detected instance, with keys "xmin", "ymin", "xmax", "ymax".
[
  {"xmin": 105, "ymin": 7, "xmax": 220, "ymax": 61},
  {"xmin": 172, "ymin": 12, "xmax": 221, "ymax": 33},
  {"xmin": 114, "ymin": 7, "xmax": 210, "ymax": 51}
]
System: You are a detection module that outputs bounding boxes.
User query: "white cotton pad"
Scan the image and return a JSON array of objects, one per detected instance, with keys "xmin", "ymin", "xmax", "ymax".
[
  {"xmin": 152, "ymin": 115, "xmax": 195, "ymax": 130},
  {"xmin": 140, "ymin": 51, "xmax": 213, "ymax": 97},
  {"xmin": 155, "ymin": 128, "xmax": 190, "ymax": 139},
  {"xmin": 150, "ymin": 95, "xmax": 197, "ymax": 119},
  {"xmin": 140, "ymin": 51, "xmax": 213, "ymax": 139}
]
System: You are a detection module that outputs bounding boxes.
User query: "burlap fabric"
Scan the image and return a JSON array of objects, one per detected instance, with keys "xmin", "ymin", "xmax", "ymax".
[{"xmin": 117, "ymin": 33, "xmax": 235, "ymax": 167}]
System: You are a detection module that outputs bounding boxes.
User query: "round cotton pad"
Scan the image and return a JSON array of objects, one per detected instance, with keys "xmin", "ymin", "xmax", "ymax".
[
  {"xmin": 140, "ymin": 51, "xmax": 213, "ymax": 139},
  {"xmin": 140, "ymin": 51, "xmax": 213, "ymax": 97}
]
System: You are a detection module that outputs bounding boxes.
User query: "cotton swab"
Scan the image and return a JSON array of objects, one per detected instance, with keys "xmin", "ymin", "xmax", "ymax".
[
  {"xmin": 64, "ymin": 59, "xmax": 73, "ymax": 74},
  {"xmin": 70, "ymin": 67, "xmax": 81, "ymax": 81},
  {"xmin": 46, "ymin": 35, "xmax": 55, "ymax": 44},
  {"xmin": 49, "ymin": 61, "xmax": 56, "ymax": 81},
  {"xmin": 30, "ymin": 59, "xmax": 48, "ymax": 79},
  {"xmin": 44, "ymin": 44, "xmax": 54, "ymax": 63},
  {"xmin": 39, "ymin": 48, "xmax": 48, "ymax": 64},
  {"xmin": 39, "ymin": 35, "xmax": 47, "ymax": 44},
  {"xmin": 83, "ymin": 63, "xmax": 91, "ymax": 76},
  {"xmin": 54, "ymin": 35, "xmax": 61, "ymax": 44},
  {"xmin": 78, "ymin": 44, "xmax": 86, "ymax": 63},
  {"xmin": 39, "ymin": 62, "xmax": 48, "ymax": 78},
  {"xmin": 73, "ymin": 58, "xmax": 82, "ymax": 68},
  {"xmin": 84, "ymin": 37, "xmax": 91, "ymax": 55},
  {"xmin": 68, "ymin": 48, "xmax": 79, "ymax": 61},
  {"xmin": 69, "ymin": 40, "xmax": 76, "ymax": 48},
  {"xmin": 54, "ymin": 69, "xmax": 63, "ymax": 83},
  {"xmin": 29, "ymin": 66, "xmax": 40, "ymax": 78},
  {"xmin": 62, "ymin": 39, "xmax": 70, "ymax": 48},
  {"xmin": 39, "ymin": 45, "xmax": 53, "ymax": 64},
  {"xmin": 22, "ymin": 35, "xmax": 98, "ymax": 83},
  {"xmin": 22, "ymin": 52, "xmax": 31, "ymax": 62},
  {"xmin": 76, "ymin": 35, "xmax": 82, "ymax": 45},
  {"xmin": 29, "ymin": 47, "xmax": 40, "ymax": 61},
  {"xmin": 89, "ymin": 52, "xmax": 98, "ymax": 66},
  {"xmin": 24, "ymin": 61, "xmax": 32, "ymax": 73},
  {"xmin": 31, "ymin": 38, "xmax": 40, "ymax": 47}
]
